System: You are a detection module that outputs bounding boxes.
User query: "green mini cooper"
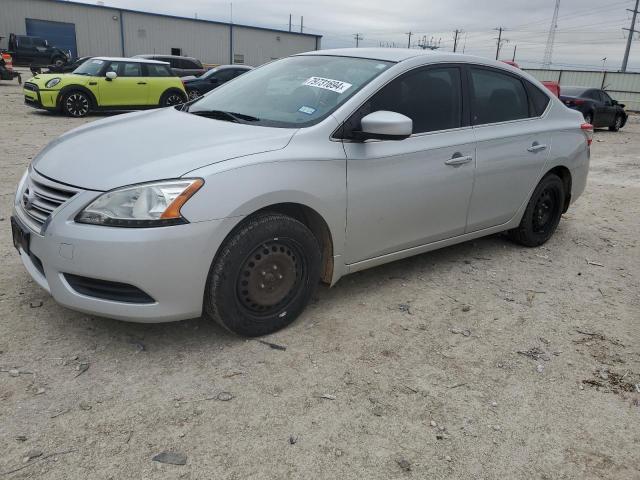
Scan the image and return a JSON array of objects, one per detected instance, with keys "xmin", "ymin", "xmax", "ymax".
[{"xmin": 23, "ymin": 57, "xmax": 187, "ymax": 117}]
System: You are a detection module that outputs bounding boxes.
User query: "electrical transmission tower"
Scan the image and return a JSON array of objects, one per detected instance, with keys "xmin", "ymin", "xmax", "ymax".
[
  {"xmin": 543, "ymin": 0, "xmax": 561, "ymax": 68},
  {"xmin": 417, "ymin": 36, "xmax": 441, "ymax": 50},
  {"xmin": 622, "ymin": 0, "xmax": 640, "ymax": 72}
]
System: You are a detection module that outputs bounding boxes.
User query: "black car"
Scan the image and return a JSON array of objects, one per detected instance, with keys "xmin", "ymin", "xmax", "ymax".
[
  {"xmin": 560, "ymin": 86, "xmax": 628, "ymax": 131},
  {"xmin": 182, "ymin": 65, "xmax": 252, "ymax": 100},
  {"xmin": 7, "ymin": 34, "xmax": 69, "ymax": 67},
  {"xmin": 133, "ymin": 54, "xmax": 206, "ymax": 77},
  {"xmin": 29, "ymin": 56, "xmax": 92, "ymax": 75}
]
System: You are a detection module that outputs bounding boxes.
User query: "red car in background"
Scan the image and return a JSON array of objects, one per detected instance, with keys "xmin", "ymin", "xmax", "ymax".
[{"xmin": 502, "ymin": 61, "xmax": 560, "ymax": 97}]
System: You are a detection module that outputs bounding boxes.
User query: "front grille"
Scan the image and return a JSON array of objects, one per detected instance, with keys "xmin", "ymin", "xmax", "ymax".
[
  {"xmin": 24, "ymin": 82, "xmax": 38, "ymax": 92},
  {"xmin": 20, "ymin": 170, "xmax": 79, "ymax": 232},
  {"xmin": 64, "ymin": 274, "xmax": 156, "ymax": 304}
]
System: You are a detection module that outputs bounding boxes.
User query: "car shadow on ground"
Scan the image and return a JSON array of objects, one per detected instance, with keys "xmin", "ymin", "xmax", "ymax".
[{"xmin": 29, "ymin": 232, "xmax": 515, "ymax": 352}]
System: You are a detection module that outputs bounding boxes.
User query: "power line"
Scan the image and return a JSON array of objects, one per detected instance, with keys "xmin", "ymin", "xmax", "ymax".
[{"xmin": 622, "ymin": 0, "xmax": 640, "ymax": 71}]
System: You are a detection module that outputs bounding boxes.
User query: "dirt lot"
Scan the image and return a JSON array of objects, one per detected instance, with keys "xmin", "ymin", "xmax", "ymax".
[{"xmin": 1, "ymin": 75, "xmax": 639, "ymax": 480}]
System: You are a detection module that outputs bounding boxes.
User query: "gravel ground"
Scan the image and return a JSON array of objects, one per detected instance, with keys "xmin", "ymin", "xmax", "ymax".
[{"xmin": 1, "ymin": 75, "xmax": 639, "ymax": 479}]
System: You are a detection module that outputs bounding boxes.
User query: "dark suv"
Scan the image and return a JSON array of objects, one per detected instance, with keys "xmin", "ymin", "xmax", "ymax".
[
  {"xmin": 7, "ymin": 34, "xmax": 69, "ymax": 67},
  {"xmin": 133, "ymin": 55, "xmax": 205, "ymax": 77}
]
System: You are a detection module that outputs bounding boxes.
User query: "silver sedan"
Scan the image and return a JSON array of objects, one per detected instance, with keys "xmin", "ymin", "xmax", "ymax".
[{"xmin": 12, "ymin": 48, "xmax": 591, "ymax": 336}]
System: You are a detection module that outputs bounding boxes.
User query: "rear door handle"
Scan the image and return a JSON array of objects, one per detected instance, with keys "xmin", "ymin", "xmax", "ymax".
[
  {"xmin": 445, "ymin": 154, "xmax": 473, "ymax": 166},
  {"xmin": 527, "ymin": 143, "xmax": 547, "ymax": 153},
  {"xmin": 137, "ymin": 81, "xmax": 147, "ymax": 85}
]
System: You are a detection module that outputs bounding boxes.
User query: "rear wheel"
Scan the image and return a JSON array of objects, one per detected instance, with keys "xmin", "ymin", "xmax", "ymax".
[
  {"xmin": 609, "ymin": 114, "xmax": 623, "ymax": 132},
  {"xmin": 508, "ymin": 174, "xmax": 565, "ymax": 247},
  {"xmin": 61, "ymin": 90, "xmax": 91, "ymax": 117},
  {"xmin": 160, "ymin": 90, "xmax": 187, "ymax": 107},
  {"xmin": 583, "ymin": 111, "xmax": 593, "ymax": 126},
  {"xmin": 204, "ymin": 212, "xmax": 321, "ymax": 337}
]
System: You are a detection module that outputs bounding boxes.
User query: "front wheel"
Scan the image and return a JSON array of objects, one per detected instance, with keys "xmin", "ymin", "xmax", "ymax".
[
  {"xmin": 508, "ymin": 174, "xmax": 565, "ymax": 247},
  {"xmin": 187, "ymin": 89, "xmax": 201, "ymax": 101},
  {"xmin": 609, "ymin": 114, "xmax": 623, "ymax": 132},
  {"xmin": 160, "ymin": 90, "xmax": 187, "ymax": 107},
  {"xmin": 61, "ymin": 90, "xmax": 91, "ymax": 117},
  {"xmin": 204, "ymin": 212, "xmax": 321, "ymax": 337}
]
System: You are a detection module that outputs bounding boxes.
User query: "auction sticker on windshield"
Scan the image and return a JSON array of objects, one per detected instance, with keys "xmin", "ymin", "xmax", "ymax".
[{"xmin": 303, "ymin": 77, "xmax": 352, "ymax": 94}]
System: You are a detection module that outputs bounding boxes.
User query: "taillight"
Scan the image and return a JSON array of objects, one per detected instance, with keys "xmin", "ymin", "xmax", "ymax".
[
  {"xmin": 581, "ymin": 122, "xmax": 593, "ymax": 146},
  {"xmin": 564, "ymin": 98, "xmax": 585, "ymax": 106}
]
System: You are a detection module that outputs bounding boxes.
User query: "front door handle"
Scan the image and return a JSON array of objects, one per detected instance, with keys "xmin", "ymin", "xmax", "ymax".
[
  {"xmin": 527, "ymin": 142, "xmax": 548, "ymax": 153},
  {"xmin": 137, "ymin": 81, "xmax": 147, "ymax": 85},
  {"xmin": 445, "ymin": 153, "xmax": 473, "ymax": 166}
]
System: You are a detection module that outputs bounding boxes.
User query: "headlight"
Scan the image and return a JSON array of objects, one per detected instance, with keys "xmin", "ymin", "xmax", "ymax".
[
  {"xmin": 45, "ymin": 78, "xmax": 61, "ymax": 88},
  {"xmin": 75, "ymin": 179, "xmax": 204, "ymax": 227}
]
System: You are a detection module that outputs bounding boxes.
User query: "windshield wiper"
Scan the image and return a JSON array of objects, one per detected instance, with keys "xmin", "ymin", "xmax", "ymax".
[{"xmin": 189, "ymin": 109, "xmax": 259, "ymax": 123}]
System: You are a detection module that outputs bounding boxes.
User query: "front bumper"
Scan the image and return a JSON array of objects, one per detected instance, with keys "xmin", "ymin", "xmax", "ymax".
[
  {"xmin": 13, "ymin": 182, "xmax": 238, "ymax": 323},
  {"xmin": 23, "ymin": 83, "xmax": 59, "ymax": 111}
]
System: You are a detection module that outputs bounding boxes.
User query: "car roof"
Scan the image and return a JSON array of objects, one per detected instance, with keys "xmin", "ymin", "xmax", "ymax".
[
  {"xmin": 215, "ymin": 64, "xmax": 252, "ymax": 69},
  {"xmin": 134, "ymin": 54, "xmax": 199, "ymax": 61},
  {"xmin": 92, "ymin": 56, "xmax": 169, "ymax": 65},
  {"xmin": 297, "ymin": 48, "xmax": 521, "ymax": 69}
]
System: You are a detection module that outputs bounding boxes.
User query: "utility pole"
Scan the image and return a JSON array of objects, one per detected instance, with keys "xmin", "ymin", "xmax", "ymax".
[
  {"xmin": 494, "ymin": 27, "xmax": 506, "ymax": 60},
  {"xmin": 622, "ymin": 0, "xmax": 640, "ymax": 72},
  {"xmin": 543, "ymin": 0, "xmax": 561, "ymax": 68},
  {"xmin": 288, "ymin": 14, "xmax": 292, "ymax": 32},
  {"xmin": 453, "ymin": 29, "xmax": 462, "ymax": 52},
  {"xmin": 354, "ymin": 33, "xmax": 363, "ymax": 47},
  {"xmin": 512, "ymin": 44, "xmax": 517, "ymax": 62},
  {"xmin": 406, "ymin": 32, "xmax": 412, "ymax": 48},
  {"xmin": 300, "ymin": 16, "xmax": 303, "ymax": 33}
]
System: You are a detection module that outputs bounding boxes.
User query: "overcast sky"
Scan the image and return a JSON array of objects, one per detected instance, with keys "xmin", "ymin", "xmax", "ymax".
[{"xmin": 79, "ymin": 0, "xmax": 639, "ymax": 71}]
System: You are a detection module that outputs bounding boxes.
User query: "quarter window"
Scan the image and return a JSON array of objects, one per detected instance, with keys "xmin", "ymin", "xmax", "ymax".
[
  {"xmin": 524, "ymin": 80, "xmax": 550, "ymax": 117},
  {"xmin": 470, "ymin": 68, "xmax": 529, "ymax": 125},
  {"xmin": 352, "ymin": 67, "xmax": 462, "ymax": 134}
]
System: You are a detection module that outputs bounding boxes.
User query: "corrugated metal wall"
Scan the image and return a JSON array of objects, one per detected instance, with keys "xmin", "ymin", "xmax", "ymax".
[
  {"xmin": 0, "ymin": 0, "xmax": 320, "ymax": 66},
  {"xmin": 0, "ymin": 0, "xmax": 123, "ymax": 57},
  {"xmin": 232, "ymin": 26, "xmax": 318, "ymax": 66},
  {"xmin": 525, "ymin": 68, "xmax": 640, "ymax": 111},
  {"xmin": 121, "ymin": 12, "xmax": 229, "ymax": 64}
]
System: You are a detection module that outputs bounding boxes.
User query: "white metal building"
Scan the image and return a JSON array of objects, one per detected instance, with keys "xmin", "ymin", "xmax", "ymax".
[{"xmin": 0, "ymin": 0, "xmax": 321, "ymax": 66}]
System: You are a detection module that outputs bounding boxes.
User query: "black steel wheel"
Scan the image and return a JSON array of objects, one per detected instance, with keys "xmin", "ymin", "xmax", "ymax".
[
  {"xmin": 62, "ymin": 91, "xmax": 90, "ymax": 117},
  {"xmin": 161, "ymin": 90, "xmax": 187, "ymax": 107},
  {"xmin": 508, "ymin": 173, "xmax": 565, "ymax": 247},
  {"xmin": 204, "ymin": 212, "xmax": 321, "ymax": 336}
]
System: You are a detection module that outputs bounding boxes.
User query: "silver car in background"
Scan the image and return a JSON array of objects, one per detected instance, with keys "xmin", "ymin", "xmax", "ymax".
[{"xmin": 12, "ymin": 48, "xmax": 591, "ymax": 336}]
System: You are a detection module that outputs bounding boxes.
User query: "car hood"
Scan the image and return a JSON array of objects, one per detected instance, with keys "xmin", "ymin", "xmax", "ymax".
[
  {"xmin": 27, "ymin": 73, "xmax": 88, "ymax": 88},
  {"xmin": 33, "ymin": 107, "xmax": 297, "ymax": 191}
]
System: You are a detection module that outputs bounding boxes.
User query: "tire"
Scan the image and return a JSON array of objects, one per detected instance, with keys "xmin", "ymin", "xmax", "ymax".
[
  {"xmin": 609, "ymin": 114, "xmax": 623, "ymax": 132},
  {"xmin": 508, "ymin": 174, "xmax": 565, "ymax": 247},
  {"xmin": 187, "ymin": 89, "xmax": 201, "ymax": 101},
  {"xmin": 61, "ymin": 90, "xmax": 91, "ymax": 117},
  {"xmin": 204, "ymin": 212, "xmax": 321, "ymax": 337},
  {"xmin": 160, "ymin": 90, "xmax": 187, "ymax": 107},
  {"xmin": 51, "ymin": 56, "xmax": 65, "ymax": 68},
  {"xmin": 583, "ymin": 112, "xmax": 593, "ymax": 126}
]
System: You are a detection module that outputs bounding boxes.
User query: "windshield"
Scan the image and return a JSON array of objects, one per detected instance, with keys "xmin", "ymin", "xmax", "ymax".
[
  {"xmin": 188, "ymin": 55, "xmax": 394, "ymax": 127},
  {"xmin": 73, "ymin": 58, "xmax": 105, "ymax": 76}
]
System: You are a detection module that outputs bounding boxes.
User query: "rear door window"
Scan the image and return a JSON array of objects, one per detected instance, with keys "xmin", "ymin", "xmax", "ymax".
[
  {"xmin": 121, "ymin": 62, "xmax": 142, "ymax": 77},
  {"xmin": 470, "ymin": 67, "xmax": 529, "ymax": 125},
  {"xmin": 145, "ymin": 64, "xmax": 172, "ymax": 77}
]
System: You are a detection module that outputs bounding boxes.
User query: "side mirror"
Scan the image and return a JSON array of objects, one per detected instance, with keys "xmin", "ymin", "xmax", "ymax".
[
  {"xmin": 105, "ymin": 71, "xmax": 117, "ymax": 80},
  {"xmin": 611, "ymin": 99, "xmax": 618, "ymax": 105},
  {"xmin": 356, "ymin": 111, "xmax": 413, "ymax": 141}
]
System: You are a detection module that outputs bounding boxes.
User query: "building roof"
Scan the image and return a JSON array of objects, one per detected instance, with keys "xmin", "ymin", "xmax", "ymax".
[{"xmin": 41, "ymin": 0, "xmax": 322, "ymax": 39}]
